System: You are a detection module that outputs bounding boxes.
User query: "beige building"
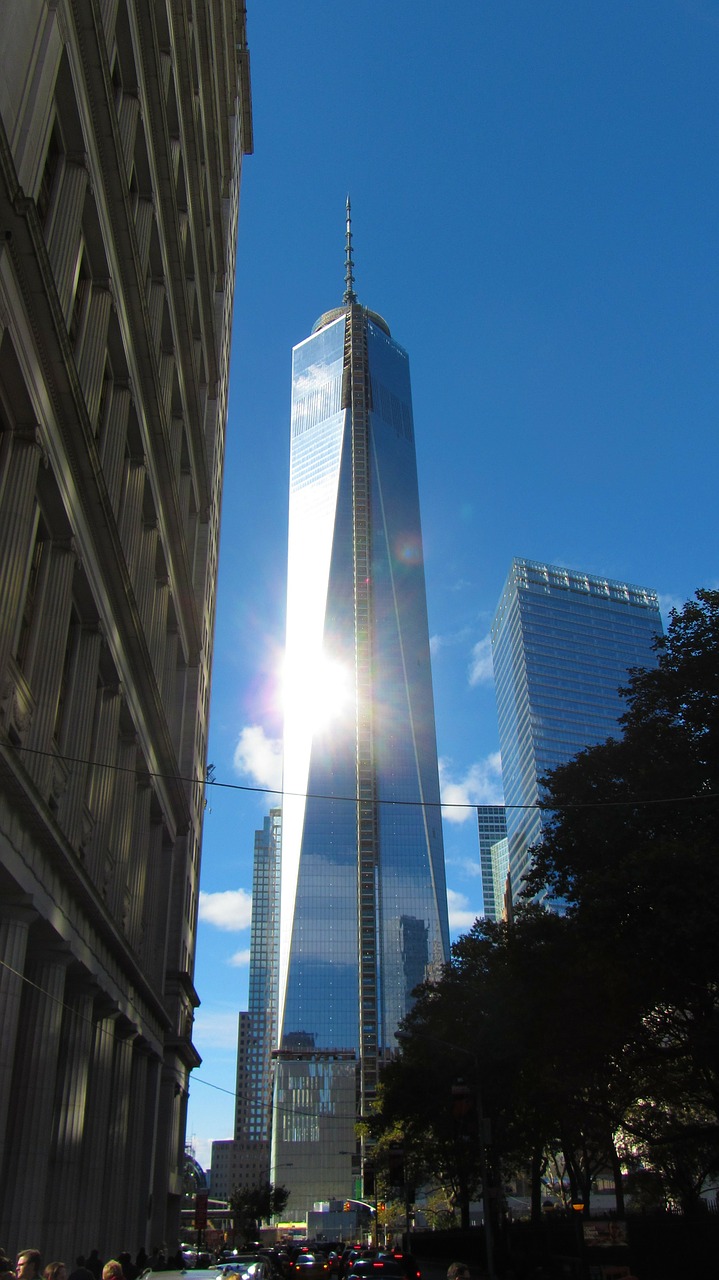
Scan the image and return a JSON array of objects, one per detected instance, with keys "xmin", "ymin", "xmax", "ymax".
[{"xmin": 0, "ymin": 0, "xmax": 251, "ymax": 1258}]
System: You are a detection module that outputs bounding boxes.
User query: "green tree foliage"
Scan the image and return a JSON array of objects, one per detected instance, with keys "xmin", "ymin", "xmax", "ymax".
[
  {"xmin": 373, "ymin": 591, "xmax": 719, "ymax": 1218},
  {"xmin": 229, "ymin": 1181, "xmax": 289, "ymax": 1244}
]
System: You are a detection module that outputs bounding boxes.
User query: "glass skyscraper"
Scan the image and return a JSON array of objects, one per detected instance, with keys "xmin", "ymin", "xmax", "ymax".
[
  {"xmin": 477, "ymin": 804, "xmax": 507, "ymax": 922},
  {"xmin": 240, "ymin": 809, "xmax": 282, "ymax": 1152},
  {"xmin": 491, "ymin": 558, "xmax": 663, "ymax": 904},
  {"xmin": 211, "ymin": 809, "xmax": 282, "ymax": 1200},
  {"xmin": 273, "ymin": 207, "xmax": 449, "ymax": 1213}
]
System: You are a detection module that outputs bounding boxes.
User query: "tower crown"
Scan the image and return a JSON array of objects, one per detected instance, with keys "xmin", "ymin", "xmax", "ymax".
[{"xmin": 311, "ymin": 198, "xmax": 391, "ymax": 336}]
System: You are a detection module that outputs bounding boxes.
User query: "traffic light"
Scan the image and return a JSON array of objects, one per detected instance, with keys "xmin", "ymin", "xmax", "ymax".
[
  {"xmin": 364, "ymin": 1164, "xmax": 375, "ymax": 1197},
  {"xmin": 343, "ymin": 1201, "xmax": 351, "ymax": 1212}
]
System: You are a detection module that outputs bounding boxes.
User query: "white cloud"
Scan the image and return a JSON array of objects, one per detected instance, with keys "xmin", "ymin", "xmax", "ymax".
[
  {"xmin": 192, "ymin": 1009, "xmax": 243, "ymax": 1051},
  {"xmin": 233, "ymin": 724, "xmax": 283, "ymax": 790},
  {"xmin": 468, "ymin": 634, "xmax": 494, "ymax": 686},
  {"xmin": 190, "ymin": 1136, "xmax": 214, "ymax": 1171},
  {"xmin": 439, "ymin": 752, "xmax": 503, "ymax": 824},
  {"xmin": 228, "ymin": 948, "xmax": 251, "ymax": 968},
  {"xmin": 448, "ymin": 856, "xmax": 482, "ymax": 878},
  {"xmin": 199, "ymin": 888, "xmax": 252, "ymax": 931},
  {"xmin": 447, "ymin": 887, "xmax": 481, "ymax": 932}
]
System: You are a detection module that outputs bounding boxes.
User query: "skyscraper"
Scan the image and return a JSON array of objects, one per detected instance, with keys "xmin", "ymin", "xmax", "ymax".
[
  {"xmin": 491, "ymin": 558, "xmax": 663, "ymax": 904},
  {"xmin": 273, "ymin": 205, "xmax": 449, "ymax": 1214},
  {"xmin": 212, "ymin": 809, "xmax": 281, "ymax": 1199},
  {"xmin": 0, "ymin": 2, "xmax": 251, "ymax": 1255},
  {"xmin": 477, "ymin": 804, "xmax": 507, "ymax": 921}
]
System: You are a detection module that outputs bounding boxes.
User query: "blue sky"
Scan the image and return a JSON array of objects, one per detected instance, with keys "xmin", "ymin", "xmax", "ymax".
[{"xmin": 186, "ymin": 0, "xmax": 719, "ymax": 1166}]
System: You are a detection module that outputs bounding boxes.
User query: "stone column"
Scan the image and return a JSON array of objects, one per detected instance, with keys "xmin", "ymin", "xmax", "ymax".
[
  {"xmin": 126, "ymin": 776, "xmax": 152, "ymax": 950},
  {"xmin": 85, "ymin": 682, "xmax": 122, "ymax": 884},
  {"xmin": 0, "ymin": 427, "xmax": 43, "ymax": 681},
  {"xmin": 159, "ymin": 349, "xmax": 174, "ymax": 419},
  {"xmin": 100, "ymin": 381, "xmax": 131, "ymax": 516},
  {"xmin": 137, "ymin": 517, "xmax": 158, "ymax": 635},
  {"xmin": 122, "ymin": 1043, "xmax": 151, "ymax": 1249},
  {"xmin": 103, "ymin": 1021, "xmax": 137, "ymax": 1248},
  {"xmin": 135, "ymin": 198, "xmax": 154, "ymax": 276},
  {"xmin": 23, "ymin": 538, "xmax": 76, "ymax": 793},
  {"xmin": 99, "ymin": 0, "xmax": 120, "ymax": 47},
  {"xmin": 77, "ymin": 282, "xmax": 112, "ymax": 426},
  {"xmin": 150, "ymin": 573, "xmax": 169, "ymax": 680},
  {"xmin": 149, "ymin": 1063, "xmax": 180, "ymax": 1250},
  {"xmin": 147, "ymin": 279, "xmax": 165, "ymax": 354},
  {"xmin": 0, "ymin": 947, "xmax": 71, "ymax": 1254},
  {"xmin": 106, "ymin": 730, "xmax": 136, "ymax": 918},
  {"xmin": 117, "ymin": 92, "xmax": 140, "ymax": 177},
  {"xmin": 141, "ymin": 819, "xmax": 172, "ymax": 987},
  {"xmin": 118, "ymin": 455, "xmax": 146, "ymax": 588},
  {"xmin": 168, "ymin": 414, "xmax": 183, "ymax": 479},
  {"xmin": 56, "ymin": 622, "xmax": 103, "ymax": 848},
  {"xmin": 139, "ymin": 1051, "xmax": 162, "ymax": 1253},
  {"xmin": 76, "ymin": 1003, "xmax": 118, "ymax": 1254},
  {"xmin": 0, "ymin": 903, "xmax": 36, "ymax": 1180},
  {"xmin": 44, "ymin": 978, "xmax": 96, "ymax": 1259},
  {"xmin": 45, "ymin": 157, "xmax": 88, "ymax": 321}
]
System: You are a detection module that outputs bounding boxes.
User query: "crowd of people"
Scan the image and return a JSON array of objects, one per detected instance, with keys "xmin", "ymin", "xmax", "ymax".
[{"xmin": 0, "ymin": 1248, "xmax": 169, "ymax": 1280}]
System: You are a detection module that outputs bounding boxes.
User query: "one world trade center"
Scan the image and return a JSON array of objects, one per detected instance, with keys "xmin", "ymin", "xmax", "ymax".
[{"xmin": 272, "ymin": 205, "xmax": 449, "ymax": 1213}]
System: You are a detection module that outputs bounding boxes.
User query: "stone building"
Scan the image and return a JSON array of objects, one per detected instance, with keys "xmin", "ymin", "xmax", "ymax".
[{"xmin": 0, "ymin": 0, "xmax": 251, "ymax": 1257}]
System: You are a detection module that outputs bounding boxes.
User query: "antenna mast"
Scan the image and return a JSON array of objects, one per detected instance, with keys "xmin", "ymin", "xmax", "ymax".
[{"xmin": 343, "ymin": 194, "xmax": 357, "ymax": 304}]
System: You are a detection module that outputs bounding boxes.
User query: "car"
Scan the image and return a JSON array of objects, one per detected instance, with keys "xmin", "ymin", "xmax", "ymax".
[
  {"xmin": 214, "ymin": 1255, "xmax": 275, "ymax": 1280},
  {"xmin": 377, "ymin": 1255, "xmax": 420, "ymax": 1280},
  {"xmin": 346, "ymin": 1263, "xmax": 404, "ymax": 1280},
  {"xmin": 339, "ymin": 1250, "xmax": 364, "ymax": 1278},
  {"xmin": 289, "ymin": 1256, "xmax": 330, "ymax": 1280}
]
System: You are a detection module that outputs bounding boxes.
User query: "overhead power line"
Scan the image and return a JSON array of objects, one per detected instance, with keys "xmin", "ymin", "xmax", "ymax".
[{"xmin": 8, "ymin": 742, "xmax": 718, "ymax": 812}]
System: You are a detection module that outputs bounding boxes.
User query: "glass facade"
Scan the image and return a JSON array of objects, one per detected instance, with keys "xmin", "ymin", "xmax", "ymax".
[
  {"xmin": 276, "ymin": 303, "xmax": 449, "ymax": 1213},
  {"xmin": 245, "ymin": 809, "xmax": 282, "ymax": 1143},
  {"xmin": 491, "ymin": 558, "xmax": 663, "ymax": 902},
  {"xmin": 477, "ymin": 805, "xmax": 507, "ymax": 921}
]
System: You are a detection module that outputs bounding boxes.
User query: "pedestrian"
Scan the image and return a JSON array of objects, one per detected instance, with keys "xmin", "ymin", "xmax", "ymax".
[
  {"xmin": 447, "ymin": 1265, "xmax": 470, "ymax": 1280},
  {"xmin": 85, "ymin": 1254, "xmax": 102, "ymax": 1280},
  {"xmin": 44, "ymin": 1264, "xmax": 67, "ymax": 1280},
  {"xmin": 17, "ymin": 1253, "xmax": 42, "ymax": 1280},
  {"xmin": 101, "ymin": 1264, "xmax": 123, "ymax": 1280}
]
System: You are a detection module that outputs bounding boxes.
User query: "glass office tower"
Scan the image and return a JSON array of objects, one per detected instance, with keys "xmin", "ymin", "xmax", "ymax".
[
  {"xmin": 477, "ymin": 804, "xmax": 507, "ymax": 921},
  {"xmin": 491, "ymin": 558, "xmax": 663, "ymax": 904},
  {"xmin": 274, "ymin": 210, "xmax": 449, "ymax": 1214}
]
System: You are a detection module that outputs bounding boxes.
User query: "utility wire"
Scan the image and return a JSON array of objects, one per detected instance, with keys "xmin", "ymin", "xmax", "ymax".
[{"xmin": 9, "ymin": 742, "xmax": 718, "ymax": 812}]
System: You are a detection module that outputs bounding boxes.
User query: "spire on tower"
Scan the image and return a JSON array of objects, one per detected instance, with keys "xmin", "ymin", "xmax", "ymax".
[{"xmin": 343, "ymin": 194, "xmax": 357, "ymax": 304}]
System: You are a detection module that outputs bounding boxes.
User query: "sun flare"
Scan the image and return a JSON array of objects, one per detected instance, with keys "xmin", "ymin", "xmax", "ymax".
[{"xmin": 282, "ymin": 648, "xmax": 353, "ymax": 736}]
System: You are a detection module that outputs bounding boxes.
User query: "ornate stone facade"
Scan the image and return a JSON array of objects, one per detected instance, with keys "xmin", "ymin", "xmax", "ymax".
[{"xmin": 0, "ymin": 0, "xmax": 252, "ymax": 1257}]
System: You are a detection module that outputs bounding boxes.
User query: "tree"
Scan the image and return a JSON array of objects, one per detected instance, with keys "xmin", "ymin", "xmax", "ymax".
[
  {"xmin": 372, "ymin": 593, "xmax": 719, "ymax": 1217},
  {"xmin": 229, "ymin": 1182, "xmax": 289, "ymax": 1244},
  {"xmin": 523, "ymin": 589, "xmax": 719, "ymax": 1208}
]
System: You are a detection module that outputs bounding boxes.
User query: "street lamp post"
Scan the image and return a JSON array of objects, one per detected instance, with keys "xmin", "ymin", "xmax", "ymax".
[{"xmin": 395, "ymin": 1031, "xmax": 497, "ymax": 1280}]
